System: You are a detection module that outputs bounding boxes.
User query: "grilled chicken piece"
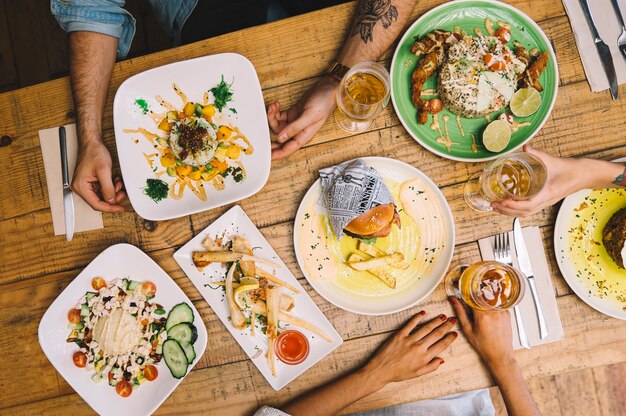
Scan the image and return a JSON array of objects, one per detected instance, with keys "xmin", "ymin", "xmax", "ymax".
[{"xmin": 518, "ymin": 51, "xmax": 548, "ymax": 92}]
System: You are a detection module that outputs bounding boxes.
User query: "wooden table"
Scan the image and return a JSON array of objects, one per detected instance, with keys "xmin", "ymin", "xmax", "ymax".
[{"xmin": 1, "ymin": 1, "xmax": 625, "ymax": 414}]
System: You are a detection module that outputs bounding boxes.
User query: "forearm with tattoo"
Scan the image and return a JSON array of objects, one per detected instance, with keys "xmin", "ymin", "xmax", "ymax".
[{"xmin": 612, "ymin": 164, "xmax": 626, "ymax": 187}]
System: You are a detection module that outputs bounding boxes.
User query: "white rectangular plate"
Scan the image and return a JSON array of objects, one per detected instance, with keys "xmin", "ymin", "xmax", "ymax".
[
  {"xmin": 113, "ymin": 53, "xmax": 271, "ymax": 220},
  {"xmin": 174, "ymin": 205, "xmax": 343, "ymax": 390},
  {"xmin": 39, "ymin": 244, "xmax": 208, "ymax": 416}
]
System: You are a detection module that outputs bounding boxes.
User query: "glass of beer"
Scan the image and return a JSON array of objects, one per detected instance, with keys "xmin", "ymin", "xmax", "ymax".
[
  {"xmin": 444, "ymin": 261, "xmax": 526, "ymax": 311},
  {"xmin": 464, "ymin": 152, "xmax": 547, "ymax": 212},
  {"xmin": 335, "ymin": 62, "xmax": 390, "ymax": 134}
]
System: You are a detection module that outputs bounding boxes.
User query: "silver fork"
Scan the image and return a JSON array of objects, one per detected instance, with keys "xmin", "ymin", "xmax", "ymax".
[
  {"xmin": 493, "ymin": 232, "xmax": 530, "ymax": 349},
  {"xmin": 612, "ymin": 0, "xmax": 626, "ymax": 59}
]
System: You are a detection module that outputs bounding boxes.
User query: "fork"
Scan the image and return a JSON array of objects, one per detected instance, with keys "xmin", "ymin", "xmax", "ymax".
[
  {"xmin": 612, "ymin": 0, "xmax": 626, "ymax": 59},
  {"xmin": 493, "ymin": 232, "xmax": 530, "ymax": 349}
]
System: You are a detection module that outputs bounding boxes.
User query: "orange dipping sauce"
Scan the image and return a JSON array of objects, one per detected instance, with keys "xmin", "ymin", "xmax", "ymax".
[{"xmin": 275, "ymin": 330, "xmax": 309, "ymax": 365}]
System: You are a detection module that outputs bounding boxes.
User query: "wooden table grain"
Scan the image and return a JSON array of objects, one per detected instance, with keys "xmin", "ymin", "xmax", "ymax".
[{"xmin": 1, "ymin": 1, "xmax": 625, "ymax": 415}]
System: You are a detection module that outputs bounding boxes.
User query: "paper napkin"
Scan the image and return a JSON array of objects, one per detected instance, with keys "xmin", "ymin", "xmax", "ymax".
[
  {"xmin": 39, "ymin": 124, "xmax": 103, "ymax": 236},
  {"xmin": 562, "ymin": 0, "xmax": 626, "ymax": 92},
  {"xmin": 478, "ymin": 226, "xmax": 564, "ymax": 349}
]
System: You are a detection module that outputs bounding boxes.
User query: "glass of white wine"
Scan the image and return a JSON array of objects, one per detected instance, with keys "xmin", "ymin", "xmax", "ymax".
[
  {"xmin": 464, "ymin": 152, "xmax": 547, "ymax": 212},
  {"xmin": 335, "ymin": 62, "xmax": 390, "ymax": 134}
]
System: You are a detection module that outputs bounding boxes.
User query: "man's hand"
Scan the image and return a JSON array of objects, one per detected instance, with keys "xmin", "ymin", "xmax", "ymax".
[
  {"xmin": 72, "ymin": 141, "xmax": 126, "ymax": 213},
  {"xmin": 268, "ymin": 77, "xmax": 338, "ymax": 160}
]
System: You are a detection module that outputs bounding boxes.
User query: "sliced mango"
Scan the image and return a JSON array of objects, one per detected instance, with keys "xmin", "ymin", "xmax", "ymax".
[
  {"xmin": 160, "ymin": 156, "xmax": 176, "ymax": 167},
  {"xmin": 217, "ymin": 125, "xmax": 233, "ymax": 141},
  {"xmin": 225, "ymin": 145, "xmax": 241, "ymax": 159},
  {"xmin": 157, "ymin": 117, "xmax": 170, "ymax": 132},
  {"xmin": 183, "ymin": 102, "xmax": 195, "ymax": 117}
]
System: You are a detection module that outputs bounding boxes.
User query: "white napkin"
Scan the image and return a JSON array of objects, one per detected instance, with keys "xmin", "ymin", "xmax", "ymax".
[
  {"xmin": 562, "ymin": 0, "xmax": 626, "ymax": 92},
  {"xmin": 478, "ymin": 226, "xmax": 564, "ymax": 349},
  {"xmin": 38, "ymin": 124, "xmax": 103, "ymax": 236}
]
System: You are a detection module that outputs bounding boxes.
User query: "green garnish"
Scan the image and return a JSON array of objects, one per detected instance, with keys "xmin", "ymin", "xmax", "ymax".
[
  {"xmin": 229, "ymin": 108, "xmax": 238, "ymax": 114},
  {"xmin": 134, "ymin": 98, "xmax": 150, "ymax": 114},
  {"xmin": 210, "ymin": 75, "xmax": 234, "ymax": 112},
  {"xmin": 359, "ymin": 237, "xmax": 378, "ymax": 244},
  {"xmin": 144, "ymin": 178, "xmax": 169, "ymax": 202}
]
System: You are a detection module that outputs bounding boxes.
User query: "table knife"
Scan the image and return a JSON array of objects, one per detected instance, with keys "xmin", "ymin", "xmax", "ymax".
[
  {"xmin": 513, "ymin": 218, "xmax": 548, "ymax": 340},
  {"xmin": 60, "ymin": 126, "xmax": 75, "ymax": 241},
  {"xmin": 579, "ymin": 0, "xmax": 619, "ymax": 100}
]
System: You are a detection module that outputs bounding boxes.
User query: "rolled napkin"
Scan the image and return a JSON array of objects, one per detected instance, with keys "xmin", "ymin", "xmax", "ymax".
[
  {"xmin": 39, "ymin": 124, "xmax": 103, "ymax": 236},
  {"xmin": 562, "ymin": 0, "xmax": 626, "ymax": 92},
  {"xmin": 319, "ymin": 159, "xmax": 394, "ymax": 239},
  {"xmin": 478, "ymin": 226, "xmax": 564, "ymax": 349}
]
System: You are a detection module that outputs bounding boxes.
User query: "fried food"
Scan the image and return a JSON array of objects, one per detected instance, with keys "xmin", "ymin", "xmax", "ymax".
[
  {"xmin": 518, "ymin": 51, "xmax": 548, "ymax": 92},
  {"xmin": 347, "ymin": 253, "xmax": 397, "ymax": 289},
  {"xmin": 603, "ymin": 207, "xmax": 626, "ymax": 269}
]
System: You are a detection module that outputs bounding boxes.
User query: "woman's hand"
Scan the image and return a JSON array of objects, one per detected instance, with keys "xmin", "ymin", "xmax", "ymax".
[
  {"xmin": 360, "ymin": 311, "xmax": 458, "ymax": 389},
  {"xmin": 448, "ymin": 296, "xmax": 513, "ymax": 366},
  {"xmin": 268, "ymin": 76, "xmax": 338, "ymax": 160}
]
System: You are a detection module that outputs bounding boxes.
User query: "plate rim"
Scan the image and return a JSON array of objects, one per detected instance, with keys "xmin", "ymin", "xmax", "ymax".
[
  {"xmin": 553, "ymin": 157, "xmax": 626, "ymax": 320},
  {"xmin": 293, "ymin": 156, "xmax": 456, "ymax": 315},
  {"xmin": 112, "ymin": 52, "xmax": 271, "ymax": 221},
  {"xmin": 389, "ymin": 0, "xmax": 559, "ymax": 163},
  {"xmin": 37, "ymin": 243, "xmax": 208, "ymax": 415}
]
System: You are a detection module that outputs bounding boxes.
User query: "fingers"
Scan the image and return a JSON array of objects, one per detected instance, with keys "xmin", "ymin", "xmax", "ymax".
[
  {"xmin": 96, "ymin": 167, "xmax": 117, "ymax": 204},
  {"xmin": 414, "ymin": 357, "xmax": 445, "ymax": 377},
  {"xmin": 410, "ymin": 314, "xmax": 448, "ymax": 341},
  {"xmin": 276, "ymin": 111, "xmax": 316, "ymax": 143},
  {"xmin": 74, "ymin": 182, "xmax": 125, "ymax": 213},
  {"xmin": 428, "ymin": 331, "xmax": 458, "ymax": 356},
  {"xmin": 271, "ymin": 131, "xmax": 310, "ymax": 160},
  {"xmin": 491, "ymin": 199, "xmax": 537, "ymax": 218},
  {"xmin": 267, "ymin": 102, "xmax": 288, "ymax": 134},
  {"xmin": 399, "ymin": 311, "xmax": 427, "ymax": 337},
  {"xmin": 421, "ymin": 317, "xmax": 456, "ymax": 346},
  {"xmin": 448, "ymin": 297, "xmax": 473, "ymax": 335}
]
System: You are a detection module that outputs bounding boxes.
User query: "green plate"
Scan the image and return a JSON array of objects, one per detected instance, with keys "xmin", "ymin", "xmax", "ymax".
[{"xmin": 390, "ymin": 0, "xmax": 558, "ymax": 162}]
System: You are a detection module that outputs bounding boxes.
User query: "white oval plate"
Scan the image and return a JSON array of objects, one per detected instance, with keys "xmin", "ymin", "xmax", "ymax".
[
  {"xmin": 293, "ymin": 157, "xmax": 455, "ymax": 315},
  {"xmin": 113, "ymin": 53, "xmax": 271, "ymax": 220},
  {"xmin": 553, "ymin": 157, "xmax": 626, "ymax": 320},
  {"xmin": 38, "ymin": 244, "xmax": 208, "ymax": 415}
]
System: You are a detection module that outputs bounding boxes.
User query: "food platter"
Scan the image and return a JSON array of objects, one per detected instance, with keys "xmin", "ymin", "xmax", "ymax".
[
  {"xmin": 293, "ymin": 157, "xmax": 455, "ymax": 315},
  {"xmin": 390, "ymin": 0, "xmax": 558, "ymax": 162},
  {"xmin": 173, "ymin": 205, "xmax": 343, "ymax": 391},
  {"xmin": 113, "ymin": 53, "xmax": 270, "ymax": 220},
  {"xmin": 554, "ymin": 158, "xmax": 626, "ymax": 320},
  {"xmin": 38, "ymin": 244, "xmax": 207, "ymax": 416}
]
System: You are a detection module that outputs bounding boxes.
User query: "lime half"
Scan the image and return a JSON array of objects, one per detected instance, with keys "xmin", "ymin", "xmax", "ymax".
[
  {"xmin": 510, "ymin": 87, "xmax": 541, "ymax": 117},
  {"xmin": 483, "ymin": 120, "xmax": 512, "ymax": 152}
]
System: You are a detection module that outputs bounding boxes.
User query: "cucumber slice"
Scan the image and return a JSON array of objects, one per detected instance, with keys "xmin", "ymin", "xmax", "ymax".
[
  {"xmin": 122, "ymin": 278, "xmax": 130, "ymax": 289},
  {"xmin": 108, "ymin": 377, "xmax": 118, "ymax": 387},
  {"xmin": 127, "ymin": 280, "xmax": 141, "ymax": 292},
  {"xmin": 92, "ymin": 373, "xmax": 103, "ymax": 383},
  {"xmin": 194, "ymin": 103, "xmax": 204, "ymax": 117},
  {"xmin": 85, "ymin": 292, "xmax": 97, "ymax": 300},
  {"xmin": 181, "ymin": 341, "xmax": 196, "ymax": 363},
  {"xmin": 163, "ymin": 339, "xmax": 188, "ymax": 379},
  {"xmin": 166, "ymin": 166, "xmax": 177, "ymax": 177},
  {"xmin": 167, "ymin": 323, "xmax": 198, "ymax": 345},
  {"xmin": 165, "ymin": 303, "xmax": 194, "ymax": 331},
  {"xmin": 80, "ymin": 304, "xmax": 90, "ymax": 317}
]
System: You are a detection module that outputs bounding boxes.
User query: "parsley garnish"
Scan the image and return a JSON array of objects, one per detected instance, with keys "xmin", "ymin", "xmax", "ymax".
[
  {"xmin": 210, "ymin": 75, "xmax": 234, "ymax": 112},
  {"xmin": 143, "ymin": 178, "xmax": 169, "ymax": 202}
]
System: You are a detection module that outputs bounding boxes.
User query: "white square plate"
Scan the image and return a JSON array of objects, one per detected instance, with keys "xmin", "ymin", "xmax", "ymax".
[
  {"xmin": 174, "ymin": 205, "xmax": 343, "ymax": 390},
  {"xmin": 38, "ymin": 244, "xmax": 208, "ymax": 416},
  {"xmin": 113, "ymin": 53, "xmax": 271, "ymax": 220}
]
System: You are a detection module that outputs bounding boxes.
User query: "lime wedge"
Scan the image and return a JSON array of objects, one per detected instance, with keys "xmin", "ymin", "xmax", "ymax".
[
  {"xmin": 510, "ymin": 87, "xmax": 541, "ymax": 117},
  {"xmin": 482, "ymin": 120, "xmax": 512, "ymax": 153}
]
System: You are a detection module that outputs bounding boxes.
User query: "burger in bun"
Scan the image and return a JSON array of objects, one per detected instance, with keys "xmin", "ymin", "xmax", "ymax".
[{"xmin": 344, "ymin": 203, "xmax": 401, "ymax": 239}]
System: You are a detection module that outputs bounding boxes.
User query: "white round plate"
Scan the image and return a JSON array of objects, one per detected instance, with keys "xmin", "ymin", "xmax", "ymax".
[
  {"xmin": 553, "ymin": 157, "xmax": 626, "ymax": 320},
  {"xmin": 293, "ymin": 157, "xmax": 455, "ymax": 315}
]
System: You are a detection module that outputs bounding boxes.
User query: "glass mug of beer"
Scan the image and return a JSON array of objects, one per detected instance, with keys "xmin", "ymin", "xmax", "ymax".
[
  {"xmin": 444, "ymin": 261, "xmax": 526, "ymax": 311},
  {"xmin": 464, "ymin": 152, "xmax": 547, "ymax": 212},
  {"xmin": 335, "ymin": 62, "xmax": 390, "ymax": 134}
]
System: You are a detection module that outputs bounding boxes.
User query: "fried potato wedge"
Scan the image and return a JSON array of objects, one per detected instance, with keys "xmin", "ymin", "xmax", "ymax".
[
  {"xmin": 347, "ymin": 253, "xmax": 397, "ymax": 289},
  {"xmin": 192, "ymin": 251, "xmax": 280, "ymax": 269},
  {"xmin": 348, "ymin": 253, "xmax": 404, "ymax": 271}
]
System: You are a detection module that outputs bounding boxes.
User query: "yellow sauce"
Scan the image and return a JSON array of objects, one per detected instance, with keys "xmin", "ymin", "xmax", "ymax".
[{"xmin": 563, "ymin": 188, "xmax": 626, "ymax": 310}]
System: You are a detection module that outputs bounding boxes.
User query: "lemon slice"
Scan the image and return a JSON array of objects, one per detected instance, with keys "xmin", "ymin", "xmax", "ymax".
[
  {"xmin": 234, "ymin": 283, "xmax": 260, "ymax": 309},
  {"xmin": 510, "ymin": 87, "xmax": 541, "ymax": 117},
  {"xmin": 483, "ymin": 120, "xmax": 512, "ymax": 153}
]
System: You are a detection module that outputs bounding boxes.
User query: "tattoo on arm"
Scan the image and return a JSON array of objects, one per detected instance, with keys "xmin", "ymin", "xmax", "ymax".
[
  {"xmin": 612, "ymin": 163, "xmax": 626, "ymax": 187},
  {"xmin": 351, "ymin": 0, "xmax": 398, "ymax": 43}
]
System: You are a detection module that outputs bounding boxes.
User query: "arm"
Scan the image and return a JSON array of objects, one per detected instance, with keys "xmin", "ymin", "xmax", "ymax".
[
  {"xmin": 492, "ymin": 145, "xmax": 626, "ymax": 217},
  {"xmin": 269, "ymin": 0, "xmax": 418, "ymax": 159},
  {"xmin": 282, "ymin": 311, "xmax": 457, "ymax": 416},
  {"xmin": 68, "ymin": 31, "xmax": 126, "ymax": 212},
  {"xmin": 449, "ymin": 296, "xmax": 541, "ymax": 416}
]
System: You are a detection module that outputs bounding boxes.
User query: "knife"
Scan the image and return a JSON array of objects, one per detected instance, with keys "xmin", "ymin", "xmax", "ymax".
[
  {"xmin": 60, "ymin": 126, "xmax": 75, "ymax": 241},
  {"xmin": 513, "ymin": 218, "xmax": 548, "ymax": 340},
  {"xmin": 579, "ymin": 0, "xmax": 619, "ymax": 100}
]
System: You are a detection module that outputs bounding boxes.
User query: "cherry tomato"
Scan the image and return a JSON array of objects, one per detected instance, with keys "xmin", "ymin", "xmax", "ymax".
[
  {"xmin": 141, "ymin": 281, "xmax": 156, "ymax": 297},
  {"xmin": 428, "ymin": 98, "xmax": 443, "ymax": 114},
  {"xmin": 484, "ymin": 53, "xmax": 494, "ymax": 66},
  {"xmin": 115, "ymin": 380, "xmax": 133, "ymax": 398},
  {"xmin": 68, "ymin": 308, "xmax": 82, "ymax": 324},
  {"xmin": 495, "ymin": 27, "xmax": 511, "ymax": 43},
  {"xmin": 91, "ymin": 277, "xmax": 107, "ymax": 291},
  {"xmin": 143, "ymin": 365, "xmax": 158, "ymax": 381},
  {"xmin": 489, "ymin": 61, "xmax": 506, "ymax": 71},
  {"xmin": 72, "ymin": 351, "xmax": 87, "ymax": 368}
]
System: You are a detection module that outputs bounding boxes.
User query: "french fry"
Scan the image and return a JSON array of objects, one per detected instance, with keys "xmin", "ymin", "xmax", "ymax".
[
  {"xmin": 266, "ymin": 286, "xmax": 281, "ymax": 377},
  {"xmin": 357, "ymin": 240, "xmax": 387, "ymax": 257},
  {"xmin": 202, "ymin": 236, "xmax": 226, "ymax": 252},
  {"xmin": 256, "ymin": 267, "xmax": 300, "ymax": 294},
  {"xmin": 347, "ymin": 253, "xmax": 397, "ymax": 289},
  {"xmin": 347, "ymin": 253, "xmax": 404, "ymax": 271},
  {"xmin": 192, "ymin": 251, "xmax": 280, "ymax": 269},
  {"xmin": 233, "ymin": 237, "xmax": 256, "ymax": 277}
]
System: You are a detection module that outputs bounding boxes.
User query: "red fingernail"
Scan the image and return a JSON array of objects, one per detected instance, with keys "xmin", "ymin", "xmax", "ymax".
[
  {"xmin": 418, "ymin": 310, "xmax": 426, "ymax": 316},
  {"xmin": 448, "ymin": 296, "xmax": 457, "ymax": 303},
  {"xmin": 448, "ymin": 317, "xmax": 457, "ymax": 324},
  {"xmin": 440, "ymin": 359, "xmax": 445, "ymax": 364},
  {"xmin": 439, "ymin": 314, "xmax": 447, "ymax": 321},
  {"xmin": 452, "ymin": 331, "xmax": 458, "ymax": 337}
]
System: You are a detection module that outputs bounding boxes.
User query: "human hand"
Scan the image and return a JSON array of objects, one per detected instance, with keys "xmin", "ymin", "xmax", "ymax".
[
  {"xmin": 448, "ymin": 296, "xmax": 513, "ymax": 367},
  {"xmin": 491, "ymin": 145, "xmax": 585, "ymax": 218},
  {"xmin": 360, "ymin": 311, "xmax": 458, "ymax": 390},
  {"xmin": 268, "ymin": 76, "xmax": 338, "ymax": 160},
  {"xmin": 71, "ymin": 140, "xmax": 126, "ymax": 213}
]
